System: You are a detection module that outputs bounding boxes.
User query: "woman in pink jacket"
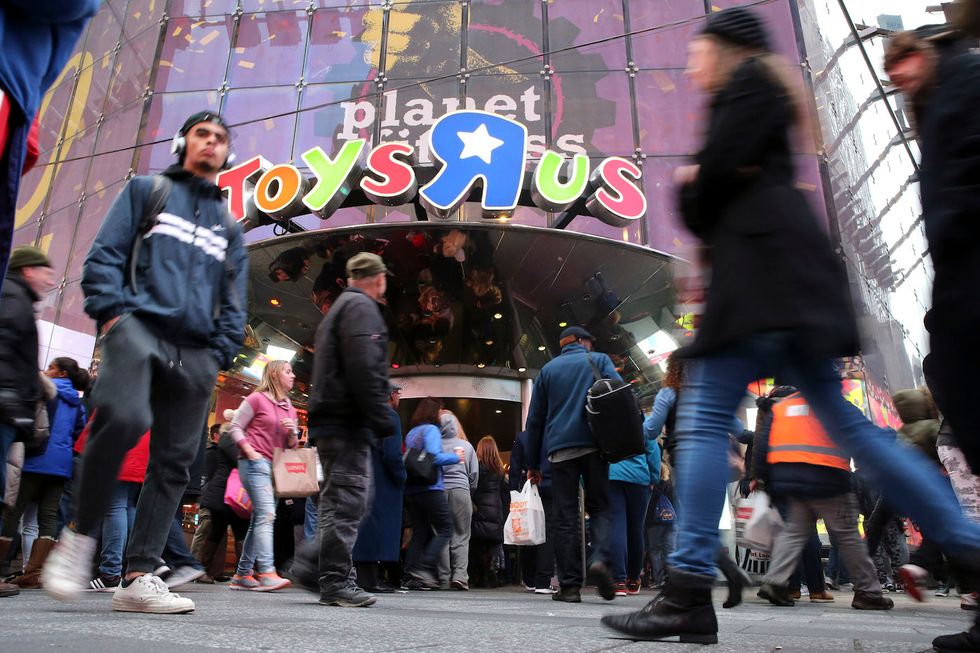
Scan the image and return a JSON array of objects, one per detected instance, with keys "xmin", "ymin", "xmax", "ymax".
[{"xmin": 228, "ymin": 360, "xmax": 298, "ymax": 591}]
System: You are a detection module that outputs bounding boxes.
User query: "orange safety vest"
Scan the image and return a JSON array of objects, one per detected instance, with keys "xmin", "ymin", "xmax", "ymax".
[{"xmin": 767, "ymin": 393, "xmax": 850, "ymax": 471}]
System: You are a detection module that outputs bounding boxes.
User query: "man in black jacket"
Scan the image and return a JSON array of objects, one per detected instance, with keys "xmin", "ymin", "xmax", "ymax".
[
  {"xmin": 291, "ymin": 252, "xmax": 393, "ymax": 608},
  {"xmin": 0, "ymin": 247, "xmax": 54, "ymax": 598},
  {"xmin": 884, "ymin": 25, "xmax": 980, "ymax": 651},
  {"xmin": 43, "ymin": 112, "xmax": 248, "ymax": 614}
]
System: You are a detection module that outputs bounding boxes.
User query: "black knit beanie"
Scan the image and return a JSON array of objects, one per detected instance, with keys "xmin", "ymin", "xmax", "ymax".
[{"xmin": 702, "ymin": 7, "xmax": 771, "ymax": 52}]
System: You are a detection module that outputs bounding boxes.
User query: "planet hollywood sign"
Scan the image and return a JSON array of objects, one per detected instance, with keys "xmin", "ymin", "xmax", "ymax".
[{"xmin": 216, "ymin": 110, "xmax": 647, "ymax": 229}]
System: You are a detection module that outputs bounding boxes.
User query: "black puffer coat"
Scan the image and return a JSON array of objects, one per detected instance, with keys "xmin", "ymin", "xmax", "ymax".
[
  {"xmin": 471, "ymin": 465, "xmax": 507, "ymax": 544},
  {"xmin": 677, "ymin": 57, "xmax": 859, "ymax": 360},
  {"xmin": 201, "ymin": 431, "xmax": 240, "ymax": 512}
]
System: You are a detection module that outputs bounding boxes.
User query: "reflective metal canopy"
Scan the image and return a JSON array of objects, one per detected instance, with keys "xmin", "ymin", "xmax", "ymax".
[{"xmin": 237, "ymin": 223, "xmax": 683, "ymax": 404}]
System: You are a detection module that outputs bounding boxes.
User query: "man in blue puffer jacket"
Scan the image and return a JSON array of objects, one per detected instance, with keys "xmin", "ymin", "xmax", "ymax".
[
  {"xmin": 526, "ymin": 326, "xmax": 621, "ymax": 603},
  {"xmin": 43, "ymin": 111, "xmax": 249, "ymax": 615},
  {"xmin": 0, "ymin": 1, "xmax": 99, "ymax": 289}
]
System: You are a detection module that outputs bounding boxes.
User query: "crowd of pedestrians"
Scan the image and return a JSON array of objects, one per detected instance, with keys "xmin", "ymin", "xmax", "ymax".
[{"xmin": 0, "ymin": 4, "xmax": 978, "ymax": 652}]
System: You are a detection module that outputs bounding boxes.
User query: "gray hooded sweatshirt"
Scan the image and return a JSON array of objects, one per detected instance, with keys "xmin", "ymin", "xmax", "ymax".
[{"xmin": 440, "ymin": 413, "xmax": 479, "ymax": 492}]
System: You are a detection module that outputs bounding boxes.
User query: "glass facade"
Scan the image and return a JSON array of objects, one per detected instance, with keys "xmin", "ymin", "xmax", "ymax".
[{"xmin": 15, "ymin": 0, "xmax": 927, "ymax": 402}]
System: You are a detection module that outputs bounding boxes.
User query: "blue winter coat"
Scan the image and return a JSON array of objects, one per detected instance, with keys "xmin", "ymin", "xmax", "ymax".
[
  {"xmin": 509, "ymin": 430, "xmax": 551, "ymax": 490},
  {"xmin": 525, "ymin": 343, "xmax": 621, "ymax": 469},
  {"xmin": 23, "ymin": 377, "xmax": 85, "ymax": 479},
  {"xmin": 353, "ymin": 407, "xmax": 407, "ymax": 562},
  {"xmin": 403, "ymin": 423, "xmax": 459, "ymax": 493},
  {"xmin": 81, "ymin": 165, "xmax": 249, "ymax": 369},
  {"xmin": 0, "ymin": 2, "xmax": 98, "ymax": 284},
  {"xmin": 609, "ymin": 437, "xmax": 661, "ymax": 486}
]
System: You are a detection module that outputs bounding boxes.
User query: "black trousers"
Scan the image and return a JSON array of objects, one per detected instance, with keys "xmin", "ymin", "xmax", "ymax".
[
  {"xmin": 550, "ymin": 451, "xmax": 610, "ymax": 588},
  {"xmin": 926, "ymin": 262, "xmax": 980, "ymax": 476},
  {"xmin": 206, "ymin": 505, "xmax": 249, "ymax": 544},
  {"xmin": 405, "ymin": 490, "xmax": 452, "ymax": 576},
  {"xmin": 73, "ymin": 314, "xmax": 218, "ymax": 572}
]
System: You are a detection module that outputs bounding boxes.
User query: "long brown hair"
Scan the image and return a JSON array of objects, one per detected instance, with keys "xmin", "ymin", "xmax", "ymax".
[
  {"xmin": 476, "ymin": 436, "xmax": 504, "ymax": 476},
  {"xmin": 411, "ymin": 397, "xmax": 443, "ymax": 427},
  {"xmin": 663, "ymin": 355, "xmax": 683, "ymax": 390},
  {"xmin": 256, "ymin": 360, "xmax": 291, "ymax": 403}
]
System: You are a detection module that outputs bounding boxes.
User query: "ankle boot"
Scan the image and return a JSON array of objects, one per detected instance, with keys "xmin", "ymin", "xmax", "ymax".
[
  {"xmin": 0, "ymin": 538, "xmax": 18, "ymax": 597},
  {"xmin": 717, "ymin": 549, "xmax": 750, "ymax": 609},
  {"xmin": 600, "ymin": 567, "xmax": 718, "ymax": 644},
  {"xmin": 757, "ymin": 582, "xmax": 795, "ymax": 606},
  {"xmin": 932, "ymin": 611, "xmax": 980, "ymax": 652},
  {"xmin": 14, "ymin": 536, "xmax": 56, "ymax": 588},
  {"xmin": 851, "ymin": 590, "xmax": 894, "ymax": 610}
]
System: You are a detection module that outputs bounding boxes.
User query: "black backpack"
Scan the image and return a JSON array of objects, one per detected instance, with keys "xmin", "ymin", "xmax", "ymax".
[{"xmin": 585, "ymin": 353, "xmax": 645, "ymax": 463}]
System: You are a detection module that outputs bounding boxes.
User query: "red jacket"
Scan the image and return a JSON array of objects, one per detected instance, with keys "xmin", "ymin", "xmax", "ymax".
[{"xmin": 74, "ymin": 412, "xmax": 149, "ymax": 483}]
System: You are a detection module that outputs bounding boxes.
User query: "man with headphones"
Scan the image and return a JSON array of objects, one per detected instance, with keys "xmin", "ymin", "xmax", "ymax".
[{"xmin": 42, "ymin": 112, "xmax": 249, "ymax": 615}]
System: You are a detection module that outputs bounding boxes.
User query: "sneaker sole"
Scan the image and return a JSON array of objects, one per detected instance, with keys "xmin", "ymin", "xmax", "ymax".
[
  {"xmin": 165, "ymin": 570, "xmax": 206, "ymax": 589},
  {"xmin": 318, "ymin": 596, "xmax": 377, "ymax": 607},
  {"xmin": 229, "ymin": 584, "xmax": 260, "ymax": 591},
  {"xmin": 111, "ymin": 603, "xmax": 195, "ymax": 614},
  {"xmin": 253, "ymin": 581, "xmax": 292, "ymax": 592}
]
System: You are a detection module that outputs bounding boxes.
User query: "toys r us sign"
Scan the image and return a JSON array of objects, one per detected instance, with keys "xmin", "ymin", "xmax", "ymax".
[{"xmin": 217, "ymin": 110, "xmax": 646, "ymax": 228}]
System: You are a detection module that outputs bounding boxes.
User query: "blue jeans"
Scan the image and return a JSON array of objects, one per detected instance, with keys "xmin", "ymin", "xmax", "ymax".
[
  {"xmin": 163, "ymin": 504, "xmax": 203, "ymax": 570},
  {"xmin": 608, "ymin": 481, "xmax": 652, "ymax": 582},
  {"xmin": 304, "ymin": 494, "xmax": 318, "ymax": 543},
  {"xmin": 99, "ymin": 481, "xmax": 141, "ymax": 576},
  {"xmin": 0, "ymin": 423, "xmax": 15, "ymax": 503},
  {"xmin": 669, "ymin": 331, "xmax": 980, "ymax": 577},
  {"xmin": 237, "ymin": 458, "xmax": 276, "ymax": 575}
]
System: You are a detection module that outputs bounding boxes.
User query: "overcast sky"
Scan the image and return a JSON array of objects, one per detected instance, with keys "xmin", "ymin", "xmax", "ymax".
[{"xmin": 843, "ymin": 0, "xmax": 945, "ymax": 29}]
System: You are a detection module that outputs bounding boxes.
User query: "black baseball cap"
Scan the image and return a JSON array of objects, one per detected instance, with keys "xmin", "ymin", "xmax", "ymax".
[{"xmin": 560, "ymin": 326, "xmax": 595, "ymax": 346}]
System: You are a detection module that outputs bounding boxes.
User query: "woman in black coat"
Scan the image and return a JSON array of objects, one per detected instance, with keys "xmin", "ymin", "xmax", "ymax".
[
  {"xmin": 602, "ymin": 7, "xmax": 980, "ymax": 644},
  {"xmin": 469, "ymin": 436, "xmax": 508, "ymax": 588},
  {"xmin": 199, "ymin": 429, "xmax": 251, "ymax": 580}
]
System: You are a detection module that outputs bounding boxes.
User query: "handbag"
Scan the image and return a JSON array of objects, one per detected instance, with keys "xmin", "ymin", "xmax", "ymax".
[
  {"xmin": 271, "ymin": 447, "xmax": 318, "ymax": 498},
  {"xmin": 653, "ymin": 493, "xmax": 675, "ymax": 522},
  {"xmin": 404, "ymin": 446, "xmax": 438, "ymax": 485},
  {"xmin": 224, "ymin": 468, "xmax": 253, "ymax": 518},
  {"xmin": 584, "ymin": 354, "xmax": 645, "ymax": 463}
]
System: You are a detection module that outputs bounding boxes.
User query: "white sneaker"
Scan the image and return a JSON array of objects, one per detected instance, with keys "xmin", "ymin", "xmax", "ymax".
[
  {"xmin": 534, "ymin": 587, "xmax": 558, "ymax": 594},
  {"xmin": 164, "ymin": 566, "xmax": 205, "ymax": 589},
  {"xmin": 112, "ymin": 574, "xmax": 195, "ymax": 614},
  {"xmin": 42, "ymin": 529, "xmax": 98, "ymax": 601}
]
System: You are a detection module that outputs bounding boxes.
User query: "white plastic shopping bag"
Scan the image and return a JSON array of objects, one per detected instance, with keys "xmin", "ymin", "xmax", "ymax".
[
  {"xmin": 739, "ymin": 490, "xmax": 783, "ymax": 553},
  {"xmin": 503, "ymin": 481, "xmax": 546, "ymax": 546}
]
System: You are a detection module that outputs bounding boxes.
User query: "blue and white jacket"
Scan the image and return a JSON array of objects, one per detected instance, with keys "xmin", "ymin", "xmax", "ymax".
[{"xmin": 81, "ymin": 165, "xmax": 249, "ymax": 368}]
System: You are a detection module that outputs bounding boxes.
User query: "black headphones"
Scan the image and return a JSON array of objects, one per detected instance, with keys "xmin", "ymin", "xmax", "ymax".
[{"xmin": 171, "ymin": 111, "xmax": 236, "ymax": 170}]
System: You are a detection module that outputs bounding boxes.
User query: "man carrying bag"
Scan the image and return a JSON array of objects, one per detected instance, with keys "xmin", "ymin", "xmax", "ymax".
[{"xmin": 525, "ymin": 326, "xmax": 621, "ymax": 603}]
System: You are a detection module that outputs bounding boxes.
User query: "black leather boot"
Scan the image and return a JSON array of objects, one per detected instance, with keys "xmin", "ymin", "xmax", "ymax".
[
  {"xmin": 757, "ymin": 582, "xmax": 795, "ymax": 606},
  {"xmin": 600, "ymin": 567, "xmax": 718, "ymax": 644},
  {"xmin": 717, "ymin": 549, "xmax": 750, "ymax": 609}
]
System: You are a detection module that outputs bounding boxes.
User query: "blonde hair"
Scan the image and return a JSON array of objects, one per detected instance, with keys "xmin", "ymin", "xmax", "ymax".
[{"xmin": 256, "ymin": 360, "xmax": 291, "ymax": 403}]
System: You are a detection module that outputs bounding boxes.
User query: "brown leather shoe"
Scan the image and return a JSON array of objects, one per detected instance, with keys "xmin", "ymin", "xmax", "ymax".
[{"xmin": 809, "ymin": 590, "xmax": 835, "ymax": 602}]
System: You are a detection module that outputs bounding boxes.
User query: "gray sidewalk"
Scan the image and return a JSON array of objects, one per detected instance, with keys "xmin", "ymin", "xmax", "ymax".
[{"xmin": 0, "ymin": 585, "xmax": 969, "ymax": 652}]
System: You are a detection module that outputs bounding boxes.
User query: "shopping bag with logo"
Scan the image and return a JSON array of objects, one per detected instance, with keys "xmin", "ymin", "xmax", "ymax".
[
  {"xmin": 503, "ymin": 481, "xmax": 546, "ymax": 546},
  {"xmin": 224, "ymin": 468, "xmax": 253, "ymax": 518},
  {"xmin": 739, "ymin": 490, "xmax": 783, "ymax": 553},
  {"xmin": 272, "ymin": 447, "xmax": 319, "ymax": 498}
]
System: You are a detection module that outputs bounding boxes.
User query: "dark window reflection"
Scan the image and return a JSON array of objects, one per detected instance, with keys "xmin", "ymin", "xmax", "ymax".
[{"xmin": 240, "ymin": 224, "xmax": 680, "ymax": 408}]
